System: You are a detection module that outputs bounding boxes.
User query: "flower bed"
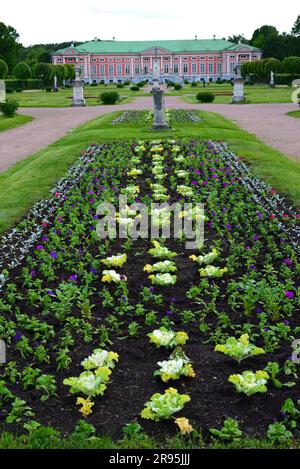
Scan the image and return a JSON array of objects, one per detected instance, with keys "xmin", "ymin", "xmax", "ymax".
[
  {"xmin": 112, "ymin": 110, "xmax": 202, "ymax": 126},
  {"xmin": 0, "ymin": 139, "xmax": 299, "ymax": 442}
]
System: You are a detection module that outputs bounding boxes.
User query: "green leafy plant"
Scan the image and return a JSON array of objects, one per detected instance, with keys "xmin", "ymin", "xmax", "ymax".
[
  {"xmin": 267, "ymin": 422, "xmax": 293, "ymax": 444},
  {"xmin": 6, "ymin": 398, "xmax": 34, "ymax": 424},
  {"xmin": 154, "ymin": 348, "xmax": 196, "ymax": 382},
  {"xmin": 141, "ymin": 388, "xmax": 190, "ymax": 421},
  {"xmin": 215, "ymin": 334, "xmax": 265, "ymax": 363},
  {"xmin": 148, "ymin": 327, "xmax": 189, "ymax": 348},
  {"xmin": 209, "ymin": 418, "xmax": 242, "ymax": 442},
  {"xmin": 264, "ymin": 362, "xmax": 296, "ymax": 389},
  {"xmin": 229, "ymin": 370, "xmax": 269, "ymax": 396}
]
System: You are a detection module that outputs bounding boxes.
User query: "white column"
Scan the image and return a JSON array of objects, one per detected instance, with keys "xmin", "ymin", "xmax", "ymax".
[{"xmin": 179, "ymin": 56, "xmax": 182, "ymax": 75}]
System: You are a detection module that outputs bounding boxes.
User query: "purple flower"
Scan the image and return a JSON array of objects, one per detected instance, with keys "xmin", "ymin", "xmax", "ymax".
[
  {"xmin": 284, "ymin": 258, "xmax": 293, "ymax": 267},
  {"xmin": 250, "ymin": 265, "xmax": 257, "ymax": 270},
  {"xmin": 47, "ymin": 290, "xmax": 55, "ymax": 296},
  {"xmin": 253, "ymin": 234, "xmax": 260, "ymax": 241},
  {"xmin": 191, "ymin": 181, "xmax": 197, "ymax": 185},
  {"xmin": 284, "ymin": 320, "xmax": 290, "ymax": 326},
  {"xmin": 14, "ymin": 331, "xmax": 23, "ymax": 342},
  {"xmin": 68, "ymin": 274, "xmax": 78, "ymax": 282},
  {"xmin": 285, "ymin": 291, "xmax": 294, "ymax": 300},
  {"xmin": 90, "ymin": 268, "xmax": 98, "ymax": 274},
  {"xmin": 120, "ymin": 275, "xmax": 126, "ymax": 281},
  {"xmin": 50, "ymin": 251, "xmax": 58, "ymax": 260},
  {"xmin": 166, "ymin": 310, "xmax": 173, "ymax": 316},
  {"xmin": 256, "ymin": 307, "xmax": 263, "ymax": 314},
  {"xmin": 57, "ymin": 216, "xmax": 63, "ymax": 223},
  {"xmin": 149, "ymin": 287, "xmax": 155, "ymax": 293},
  {"xmin": 226, "ymin": 223, "xmax": 232, "ymax": 230},
  {"xmin": 264, "ymin": 327, "xmax": 270, "ymax": 333},
  {"xmin": 30, "ymin": 270, "xmax": 36, "ymax": 278},
  {"xmin": 36, "ymin": 245, "xmax": 44, "ymax": 250}
]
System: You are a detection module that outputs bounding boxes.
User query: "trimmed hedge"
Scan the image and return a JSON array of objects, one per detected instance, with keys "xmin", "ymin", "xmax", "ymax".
[
  {"xmin": 5, "ymin": 79, "xmax": 44, "ymax": 90},
  {"xmin": 0, "ymin": 99, "xmax": 19, "ymax": 117},
  {"xmin": 99, "ymin": 91, "xmax": 119, "ymax": 104},
  {"xmin": 196, "ymin": 92, "xmax": 215, "ymax": 103}
]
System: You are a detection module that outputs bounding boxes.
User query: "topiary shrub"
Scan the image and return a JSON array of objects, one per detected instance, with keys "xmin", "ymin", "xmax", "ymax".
[
  {"xmin": 0, "ymin": 99, "xmax": 19, "ymax": 117},
  {"xmin": 45, "ymin": 87, "xmax": 52, "ymax": 92},
  {"xmin": 117, "ymin": 83, "xmax": 124, "ymax": 88},
  {"xmin": 191, "ymin": 82, "xmax": 198, "ymax": 87},
  {"xmin": 196, "ymin": 92, "xmax": 215, "ymax": 103},
  {"xmin": 99, "ymin": 91, "xmax": 119, "ymax": 104},
  {"xmin": 174, "ymin": 83, "xmax": 182, "ymax": 90},
  {"xmin": 124, "ymin": 80, "xmax": 131, "ymax": 86},
  {"xmin": 6, "ymin": 87, "xmax": 14, "ymax": 94},
  {"xmin": 130, "ymin": 85, "xmax": 139, "ymax": 91}
]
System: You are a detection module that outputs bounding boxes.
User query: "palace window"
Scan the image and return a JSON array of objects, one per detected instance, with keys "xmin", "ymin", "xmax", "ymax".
[
  {"xmin": 100, "ymin": 65, "xmax": 105, "ymax": 75},
  {"xmin": 230, "ymin": 55, "xmax": 235, "ymax": 59},
  {"xmin": 200, "ymin": 63, "xmax": 205, "ymax": 74},
  {"xmin": 80, "ymin": 66, "xmax": 85, "ymax": 76},
  {"xmin": 117, "ymin": 64, "xmax": 122, "ymax": 75},
  {"xmin": 208, "ymin": 63, "xmax": 213, "ymax": 74},
  {"xmin": 79, "ymin": 58, "xmax": 85, "ymax": 62},
  {"xmin": 66, "ymin": 57, "xmax": 75, "ymax": 62},
  {"xmin": 125, "ymin": 64, "xmax": 130, "ymax": 74},
  {"xmin": 91, "ymin": 58, "xmax": 97, "ymax": 62},
  {"xmin": 217, "ymin": 63, "xmax": 222, "ymax": 73},
  {"xmin": 134, "ymin": 58, "xmax": 140, "ymax": 62},
  {"xmin": 143, "ymin": 57, "xmax": 150, "ymax": 61},
  {"xmin": 200, "ymin": 56, "xmax": 205, "ymax": 60},
  {"xmin": 208, "ymin": 56, "xmax": 214, "ymax": 60},
  {"xmin": 56, "ymin": 58, "xmax": 62, "ymax": 62},
  {"xmin": 192, "ymin": 63, "xmax": 197, "ymax": 74},
  {"xmin": 134, "ymin": 65, "xmax": 140, "ymax": 74},
  {"xmin": 230, "ymin": 62, "xmax": 235, "ymax": 72},
  {"xmin": 183, "ymin": 57, "xmax": 188, "ymax": 61},
  {"xmin": 109, "ymin": 65, "xmax": 114, "ymax": 75},
  {"xmin": 91, "ymin": 65, "xmax": 97, "ymax": 75},
  {"xmin": 99, "ymin": 58, "xmax": 104, "ymax": 62},
  {"xmin": 173, "ymin": 57, "xmax": 179, "ymax": 61},
  {"xmin": 116, "ymin": 58, "xmax": 122, "ymax": 61},
  {"xmin": 173, "ymin": 64, "xmax": 179, "ymax": 74},
  {"xmin": 192, "ymin": 57, "xmax": 196, "ymax": 60},
  {"xmin": 183, "ymin": 63, "xmax": 188, "ymax": 73},
  {"xmin": 163, "ymin": 57, "xmax": 170, "ymax": 61},
  {"xmin": 109, "ymin": 58, "xmax": 114, "ymax": 62},
  {"xmin": 164, "ymin": 64, "xmax": 169, "ymax": 74}
]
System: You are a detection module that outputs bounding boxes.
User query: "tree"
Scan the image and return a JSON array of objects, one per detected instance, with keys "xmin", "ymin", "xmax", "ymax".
[
  {"xmin": 0, "ymin": 58, "xmax": 8, "ymax": 78},
  {"xmin": 227, "ymin": 34, "xmax": 249, "ymax": 45},
  {"xmin": 52, "ymin": 64, "xmax": 68, "ymax": 85},
  {"xmin": 0, "ymin": 22, "xmax": 20, "ymax": 71},
  {"xmin": 291, "ymin": 15, "xmax": 300, "ymax": 36},
  {"xmin": 64, "ymin": 64, "xmax": 75, "ymax": 81},
  {"xmin": 14, "ymin": 62, "xmax": 31, "ymax": 81},
  {"xmin": 264, "ymin": 58, "xmax": 281, "ymax": 74},
  {"xmin": 33, "ymin": 63, "xmax": 53, "ymax": 86},
  {"xmin": 251, "ymin": 25, "xmax": 284, "ymax": 59},
  {"xmin": 282, "ymin": 56, "xmax": 300, "ymax": 77}
]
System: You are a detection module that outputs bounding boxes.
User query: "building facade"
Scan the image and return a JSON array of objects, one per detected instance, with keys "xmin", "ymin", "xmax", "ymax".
[{"xmin": 52, "ymin": 39, "xmax": 261, "ymax": 84}]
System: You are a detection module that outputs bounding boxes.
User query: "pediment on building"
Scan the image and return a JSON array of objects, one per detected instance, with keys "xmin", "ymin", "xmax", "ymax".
[
  {"xmin": 63, "ymin": 48, "xmax": 79, "ymax": 55},
  {"xmin": 234, "ymin": 45, "xmax": 254, "ymax": 52},
  {"xmin": 141, "ymin": 47, "xmax": 173, "ymax": 55}
]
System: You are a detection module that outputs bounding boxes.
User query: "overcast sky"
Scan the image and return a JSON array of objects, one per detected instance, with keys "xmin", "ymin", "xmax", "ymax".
[{"xmin": 1, "ymin": 0, "xmax": 299, "ymax": 46}]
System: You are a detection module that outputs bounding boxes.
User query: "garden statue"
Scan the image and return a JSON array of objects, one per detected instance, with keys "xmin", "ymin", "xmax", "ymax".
[
  {"xmin": 153, "ymin": 60, "xmax": 160, "ymax": 86},
  {"xmin": 0, "ymin": 80, "xmax": 5, "ymax": 104},
  {"xmin": 72, "ymin": 64, "xmax": 86, "ymax": 106},
  {"xmin": 232, "ymin": 60, "xmax": 245, "ymax": 104},
  {"xmin": 270, "ymin": 71, "xmax": 275, "ymax": 88},
  {"xmin": 53, "ymin": 75, "xmax": 58, "ymax": 92},
  {"xmin": 151, "ymin": 61, "xmax": 169, "ymax": 130}
]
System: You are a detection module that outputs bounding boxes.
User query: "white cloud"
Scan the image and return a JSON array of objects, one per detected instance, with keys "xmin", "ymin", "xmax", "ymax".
[{"xmin": 1, "ymin": 0, "xmax": 299, "ymax": 46}]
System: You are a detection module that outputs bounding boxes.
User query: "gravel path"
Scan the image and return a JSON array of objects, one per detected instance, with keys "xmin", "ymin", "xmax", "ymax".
[{"xmin": 0, "ymin": 97, "xmax": 299, "ymax": 173}]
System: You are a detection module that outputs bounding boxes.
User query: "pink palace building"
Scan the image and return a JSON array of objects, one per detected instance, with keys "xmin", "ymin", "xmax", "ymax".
[{"xmin": 52, "ymin": 38, "xmax": 261, "ymax": 84}]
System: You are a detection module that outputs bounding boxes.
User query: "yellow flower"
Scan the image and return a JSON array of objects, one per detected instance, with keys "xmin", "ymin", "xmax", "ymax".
[
  {"xmin": 166, "ymin": 387, "xmax": 177, "ymax": 394},
  {"xmin": 175, "ymin": 417, "xmax": 193, "ymax": 435},
  {"xmin": 143, "ymin": 264, "xmax": 153, "ymax": 273},
  {"xmin": 101, "ymin": 274, "xmax": 111, "ymax": 283},
  {"xmin": 187, "ymin": 364, "xmax": 196, "ymax": 378},
  {"xmin": 76, "ymin": 397, "xmax": 94, "ymax": 416},
  {"xmin": 176, "ymin": 331, "xmax": 189, "ymax": 345},
  {"xmin": 189, "ymin": 255, "xmax": 197, "ymax": 262},
  {"xmin": 108, "ymin": 351, "xmax": 119, "ymax": 362},
  {"xmin": 239, "ymin": 334, "xmax": 250, "ymax": 345}
]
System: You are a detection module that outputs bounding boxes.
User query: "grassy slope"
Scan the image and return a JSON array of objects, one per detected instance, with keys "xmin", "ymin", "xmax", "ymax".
[
  {"xmin": 0, "ymin": 110, "xmax": 299, "ymax": 234},
  {"xmin": 0, "ymin": 114, "xmax": 33, "ymax": 132}
]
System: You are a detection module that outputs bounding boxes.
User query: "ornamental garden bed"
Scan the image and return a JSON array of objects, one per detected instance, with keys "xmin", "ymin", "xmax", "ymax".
[{"xmin": 0, "ymin": 139, "xmax": 299, "ymax": 445}]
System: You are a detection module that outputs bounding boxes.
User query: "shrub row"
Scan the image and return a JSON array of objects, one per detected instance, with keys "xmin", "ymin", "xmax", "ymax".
[{"xmin": 5, "ymin": 79, "xmax": 44, "ymax": 90}]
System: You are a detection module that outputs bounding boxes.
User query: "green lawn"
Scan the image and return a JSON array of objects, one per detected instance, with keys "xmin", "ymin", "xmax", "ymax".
[
  {"xmin": 180, "ymin": 84, "xmax": 293, "ymax": 104},
  {"xmin": 0, "ymin": 114, "xmax": 33, "ymax": 132},
  {"xmin": 7, "ymin": 83, "xmax": 294, "ymax": 107},
  {"xmin": 0, "ymin": 109, "xmax": 299, "ymax": 234},
  {"xmin": 287, "ymin": 110, "xmax": 300, "ymax": 118}
]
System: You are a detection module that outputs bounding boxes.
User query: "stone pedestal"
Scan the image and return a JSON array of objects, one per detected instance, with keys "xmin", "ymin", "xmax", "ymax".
[
  {"xmin": 152, "ymin": 87, "xmax": 169, "ymax": 129},
  {"xmin": 72, "ymin": 81, "xmax": 86, "ymax": 107},
  {"xmin": 0, "ymin": 80, "xmax": 6, "ymax": 104},
  {"xmin": 232, "ymin": 79, "xmax": 245, "ymax": 104}
]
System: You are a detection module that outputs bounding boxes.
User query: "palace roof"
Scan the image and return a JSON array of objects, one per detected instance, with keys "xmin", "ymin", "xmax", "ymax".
[{"xmin": 54, "ymin": 39, "xmax": 260, "ymax": 55}]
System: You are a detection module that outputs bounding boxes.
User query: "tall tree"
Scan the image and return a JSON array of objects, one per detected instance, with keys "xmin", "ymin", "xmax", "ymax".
[
  {"xmin": 227, "ymin": 34, "xmax": 249, "ymax": 44},
  {"xmin": 291, "ymin": 15, "xmax": 300, "ymax": 36},
  {"xmin": 0, "ymin": 22, "xmax": 20, "ymax": 71}
]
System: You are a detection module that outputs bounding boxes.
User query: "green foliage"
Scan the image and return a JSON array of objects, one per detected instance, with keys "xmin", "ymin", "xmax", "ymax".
[
  {"xmin": 173, "ymin": 83, "xmax": 182, "ymax": 90},
  {"xmin": 6, "ymin": 398, "xmax": 34, "ymax": 424},
  {"xmin": 100, "ymin": 91, "xmax": 119, "ymax": 104},
  {"xmin": 209, "ymin": 418, "xmax": 242, "ymax": 442},
  {"xmin": 196, "ymin": 92, "xmax": 215, "ymax": 103},
  {"xmin": 0, "ymin": 58, "xmax": 8, "ymax": 78},
  {"xmin": 130, "ymin": 85, "xmax": 139, "ymax": 91},
  {"xmin": 0, "ymin": 99, "xmax": 19, "ymax": 117},
  {"xmin": 14, "ymin": 62, "xmax": 31, "ymax": 81},
  {"xmin": 141, "ymin": 388, "xmax": 190, "ymax": 421},
  {"xmin": 33, "ymin": 63, "xmax": 53, "ymax": 86},
  {"xmin": 282, "ymin": 56, "xmax": 300, "ymax": 76},
  {"xmin": 267, "ymin": 423, "xmax": 293, "ymax": 444},
  {"xmin": 264, "ymin": 362, "xmax": 296, "ymax": 389},
  {"xmin": 229, "ymin": 370, "xmax": 269, "ymax": 396},
  {"xmin": 0, "ymin": 22, "xmax": 20, "ymax": 70},
  {"xmin": 214, "ymin": 334, "xmax": 265, "ymax": 363}
]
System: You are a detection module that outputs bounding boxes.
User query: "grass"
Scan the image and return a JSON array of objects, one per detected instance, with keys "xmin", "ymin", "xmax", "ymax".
[
  {"xmin": 0, "ymin": 114, "xmax": 33, "ymax": 132},
  {"xmin": 287, "ymin": 110, "xmax": 300, "ymax": 118},
  {"xmin": 180, "ymin": 84, "xmax": 293, "ymax": 104},
  {"xmin": 8, "ymin": 83, "xmax": 294, "ymax": 107},
  {"xmin": 0, "ymin": 427, "xmax": 299, "ymax": 449},
  {"xmin": 0, "ymin": 109, "xmax": 299, "ymax": 234}
]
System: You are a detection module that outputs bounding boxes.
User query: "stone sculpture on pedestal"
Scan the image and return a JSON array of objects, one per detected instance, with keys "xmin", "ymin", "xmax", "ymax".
[
  {"xmin": 151, "ymin": 61, "xmax": 169, "ymax": 130},
  {"xmin": 72, "ymin": 65, "xmax": 86, "ymax": 107},
  {"xmin": 232, "ymin": 60, "xmax": 245, "ymax": 104}
]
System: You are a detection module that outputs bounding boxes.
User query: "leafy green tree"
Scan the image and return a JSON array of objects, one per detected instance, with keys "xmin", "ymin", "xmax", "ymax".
[
  {"xmin": 52, "ymin": 64, "xmax": 68, "ymax": 85},
  {"xmin": 227, "ymin": 34, "xmax": 249, "ymax": 45},
  {"xmin": 291, "ymin": 15, "xmax": 300, "ymax": 36},
  {"xmin": 251, "ymin": 25, "xmax": 284, "ymax": 59},
  {"xmin": 14, "ymin": 62, "xmax": 31, "ymax": 81},
  {"xmin": 282, "ymin": 56, "xmax": 300, "ymax": 77},
  {"xmin": 65, "ymin": 64, "xmax": 75, "ymax": 81},
  {"xmin": 0, "ymin": 22, "xmax": 20, "ymax": 71},
  {"xmin": 33, "ymin": 63, "xmax": 53, "ymax": 86},
  {"xmin": 0, "ymin": 58, "xmax": 8, "ymax": 78}
]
